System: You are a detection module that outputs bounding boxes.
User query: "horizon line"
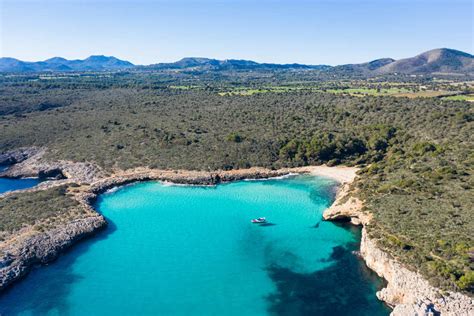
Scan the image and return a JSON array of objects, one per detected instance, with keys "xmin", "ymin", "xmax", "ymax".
[{"xmin": 1, "ymin": 47, "xmax": 472, "ymax": 67}]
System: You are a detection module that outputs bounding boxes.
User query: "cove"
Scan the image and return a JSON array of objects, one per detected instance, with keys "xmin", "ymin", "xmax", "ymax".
[
  {"xmin": 0, "ymin": 165, "xmax": 41, "ymax": 194},
  {"xmin": 0, "ymin": 175, "xmax": 390, "ymax": 315}
]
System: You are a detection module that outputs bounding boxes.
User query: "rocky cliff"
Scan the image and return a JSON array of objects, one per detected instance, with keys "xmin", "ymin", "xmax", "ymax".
[
  {"xmin": 323, "ymin": 182, "xmax": 473, "ymax": 315},
  {"xmin": 0, "ymin": 214, "xmax": 106, "ymax": 290},
  {"xmin": 360, "ymin": 229, "xmax": 473, "ymax": 315},
  {"xmin": 0, "ymin": 147, "xmax": 106, "ymax": 183},
  {"xmin": 322, "ymin": 183, "xmax": 372, "ymax": 225}
]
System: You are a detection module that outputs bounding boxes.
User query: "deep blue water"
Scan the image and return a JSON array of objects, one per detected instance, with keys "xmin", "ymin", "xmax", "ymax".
[
  {"xmin": 0, "ymin": 175, "xmax": 390, "ymax": 315},
  {"xmin": 0, "ymin": 165, "xmax": 41, "ymax": 194}
]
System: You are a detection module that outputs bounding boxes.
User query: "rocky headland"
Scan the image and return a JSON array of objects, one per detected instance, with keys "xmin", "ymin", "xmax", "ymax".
[{"xmin": 323, "ymin": 169, "xmax": 473, "ymax": 315}]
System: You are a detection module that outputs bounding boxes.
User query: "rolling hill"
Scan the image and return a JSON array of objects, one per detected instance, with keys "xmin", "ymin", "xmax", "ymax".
[
  {"xmin": 0, "ymin": 48, "xmax": 472, "ymax": 75},
  {"xmin": 330, "ymin": 58, "xmax": 396, "ymax": 75},
  {"xmin": 375, "ymin": 48, "xmax": 474, "ymax": 75},
  {"xmin": 143, "ymin": 57, "xmax": 329, "ymax": 71},
  {"xmin": 0, "ymin": 55, "xmax": 134, "ymax": 72}
]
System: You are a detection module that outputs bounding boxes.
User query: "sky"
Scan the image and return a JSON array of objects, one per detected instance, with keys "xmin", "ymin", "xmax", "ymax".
[{"xmin": 0, "ymin": 0, "xmax": 473, "ymax": 65}]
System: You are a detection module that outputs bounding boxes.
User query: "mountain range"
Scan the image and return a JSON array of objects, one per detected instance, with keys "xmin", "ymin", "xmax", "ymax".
[
  {"xmin": 0, "ymin": 48, "xmax": 472, "ymax": 75},
  {"xmin": 141, "ymin": 57, "xmax": 330, "ymax": 71},
  {"xmin": 0, "ymin": 55, "xmax": 134, "ymax": 72}
]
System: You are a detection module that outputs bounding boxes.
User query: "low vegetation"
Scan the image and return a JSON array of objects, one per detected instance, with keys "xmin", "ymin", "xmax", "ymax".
[
  {"xmin": 0, "ymin": 186, "xmax": 80, "ymax": 236},
  {"xmin": 0, "ymin": 73, "xmax": 472, "ymax": 293}
]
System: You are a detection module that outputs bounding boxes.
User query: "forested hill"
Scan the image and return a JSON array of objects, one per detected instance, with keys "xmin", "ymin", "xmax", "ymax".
[{"xmin": 1, "ymin": 48, "xmax": 473, "ymax": 75}]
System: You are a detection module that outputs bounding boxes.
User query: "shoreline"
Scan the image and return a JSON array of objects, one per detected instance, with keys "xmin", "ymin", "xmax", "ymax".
[
  {"xmin": 0, "ymin": 162, "xmax": 355, "ymax": 294},
  {"xmin": 322, "ymin": 180, "xmax": 473, "ymax": 315},
  {"xmin": 0, "ymin": 148, "xmax": 472, "ymax": 314}
]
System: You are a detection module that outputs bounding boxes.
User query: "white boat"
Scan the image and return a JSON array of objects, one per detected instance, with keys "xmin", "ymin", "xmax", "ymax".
[{"xmin": 251, "ymin": 217, "xmax": 267, "ymax": 223}]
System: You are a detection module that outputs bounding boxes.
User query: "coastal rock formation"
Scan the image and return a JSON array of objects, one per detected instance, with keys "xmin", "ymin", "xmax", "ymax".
[
  {"xmin": 323, "ymin": 184, "xmax": 474, "ymax": 315},
  {"xmin": 322, "ymin": 183, "xmax": 371, "ymax": 225},
  {"xmin": 0, "ymin": 147, "xmax": 106, "ymax": 183},
  {"xmin": 38, "ymin": 168, "xmax": 66, "ymax": 180},
  {"xmin": 88, "ymin": 167, "xmax": 310, "ymax": 195},
  {"xmin": 0, "ymin": 214, "xmax": 106, "ymax": 291},
  {"xmin": 319, "ymin": 166, "xmax": 372, "ymax": 225},
  {"xmin": 0, "ymin": 147, "xmax": 41, "ymax": 165},
  {"xmin": 361, "ymin": 229, "xmax": 473, "ymax": 316}
]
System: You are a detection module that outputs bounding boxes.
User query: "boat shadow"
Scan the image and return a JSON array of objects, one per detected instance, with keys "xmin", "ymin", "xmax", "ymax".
[{"xmin": 258, "ymin": 222, "xmax": 276, "ymax": 227}]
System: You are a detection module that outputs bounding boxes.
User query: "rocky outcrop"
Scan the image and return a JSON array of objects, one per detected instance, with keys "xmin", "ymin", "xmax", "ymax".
[
  {"xmin": 0, "ymin": 147, "xmax": 106, "ymax": 183},
  {"xmin": 0, "ymin": 214, "xmax": 106, "ymax": 291},
  {"xmin": 322, "ymin": 183, "xmax": 372, "ymax": 225},
  {"xmin": 323, "ymin": 182, "xmax": 473, "ymax": 315},
  {"xmin": 0, "ymin": 147, "xmax": 41, "ymax": 165},
  {"xmin": 38, "ymin": 168, "xmax": 66, "ymax": 180},
  {"xmin": 0, "ymin": 150, "xmax": 107, "ymax": 291},
  {"xmin": 361, "ymin": 229, "xmax": 473, "ymax": 316}
]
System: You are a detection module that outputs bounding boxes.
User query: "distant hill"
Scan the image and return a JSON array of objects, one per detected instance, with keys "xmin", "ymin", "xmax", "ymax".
[
  {"xmin": 329, "ymin": 49, "xmax": 473, "ymax": 76},
  {"xmin": 331, "ymin": 58, "xmax": 396, "ymax": 75},
  {"xmin": 374, "ymin": 48, "xmax": 474, "ymax": 75},
  {"xmin": 143, "ymin": 57, "xmax": 330, "ymax": 71},
  {"xmin": 1, "ymin": 48, "xmax": 472, "ymax": 75},
  {"xmin": 0, "ymin": 55, "xmax": 134, "ymax": 72}
]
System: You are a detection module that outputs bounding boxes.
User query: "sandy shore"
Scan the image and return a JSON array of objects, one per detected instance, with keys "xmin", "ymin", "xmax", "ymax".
[
  {"xmin": 84, "ymin": 165, "xmax": 359, "ymax": 197},
  {"xmin": 308, "ymin": 165, "xmax": 358, "ymax": 184}
]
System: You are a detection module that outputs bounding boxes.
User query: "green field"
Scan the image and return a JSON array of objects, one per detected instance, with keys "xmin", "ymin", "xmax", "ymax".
[
  {"xmin": 442, "ymin": 94, "xmax": 474, "ymax": 102},
  {"xmin": 327, "ymin": 87, "xmax": 412, "ymax": 96}
]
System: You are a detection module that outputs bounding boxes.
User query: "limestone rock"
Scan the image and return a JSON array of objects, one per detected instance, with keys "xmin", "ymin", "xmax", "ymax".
[
  {"xmin": 0, "ymin": 147, "xmax": 106, "ymax": 183},
  {"xmin": 360, "ymin": 229, "xmax": 473, "ymax": 316},
  {"xmin": 0, "ymin": 215, "xmax": 106, "ymax": 291}
]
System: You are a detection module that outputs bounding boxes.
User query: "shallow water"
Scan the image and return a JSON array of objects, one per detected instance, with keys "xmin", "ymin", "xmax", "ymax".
[{"xmin": 0, "ymin": 175, "xmax": 390, "ymax": 315}]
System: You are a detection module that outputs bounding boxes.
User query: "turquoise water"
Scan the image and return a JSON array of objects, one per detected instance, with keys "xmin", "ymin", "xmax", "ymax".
[{"xmin": 0, "ymin": 175, "xmax": 390, "ymax": 315}]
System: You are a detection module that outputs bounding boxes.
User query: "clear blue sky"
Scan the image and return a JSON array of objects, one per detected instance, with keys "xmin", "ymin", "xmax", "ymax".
[{"xmin": 1, "ymin": 0, "xmax": 472, "ymax": 65}]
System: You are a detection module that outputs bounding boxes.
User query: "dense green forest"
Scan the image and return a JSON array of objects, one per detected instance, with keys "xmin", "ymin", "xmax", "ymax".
[{"xmin": 0, "ymin": 74, "xmax": 473, "ymax": 293}]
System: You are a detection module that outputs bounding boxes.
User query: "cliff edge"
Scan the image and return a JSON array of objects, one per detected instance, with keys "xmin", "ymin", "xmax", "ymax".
[{"xmin": 323, "ymin": 174, "xmax": 473, "ymax": 315}]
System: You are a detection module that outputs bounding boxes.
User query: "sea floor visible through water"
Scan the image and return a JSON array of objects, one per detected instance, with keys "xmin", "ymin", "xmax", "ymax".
[{"xmin": 0, "ymin": 174, "xmax": 391, "ymax": 315}]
